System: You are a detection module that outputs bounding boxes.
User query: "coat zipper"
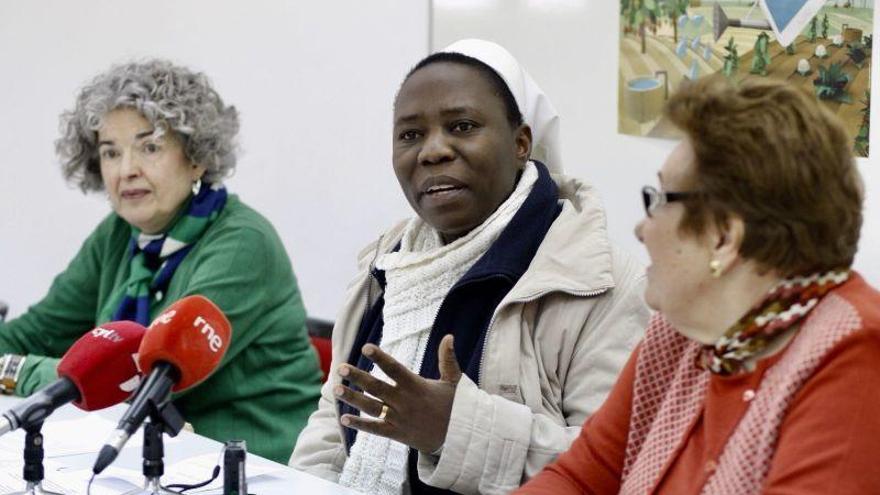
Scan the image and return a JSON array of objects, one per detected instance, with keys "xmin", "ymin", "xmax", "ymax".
[
  {"xmin": 357, "ymin": 234, "xmax": 386, "ymax": 329},
  {"xmin": 341, "ymin": 236, "xmax": 386, "ymax": 448}
]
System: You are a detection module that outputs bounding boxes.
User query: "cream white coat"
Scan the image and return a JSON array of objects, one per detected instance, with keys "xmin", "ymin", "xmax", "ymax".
[{"xmin": 290, "ymin": 173, "xmax": 650, "ymax": 494}]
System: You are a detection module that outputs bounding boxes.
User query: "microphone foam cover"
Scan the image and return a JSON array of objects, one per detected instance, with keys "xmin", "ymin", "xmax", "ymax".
[
  {"xmin": 140, "ymin": 295, "xmax": 231, "ymax": 392},
  {"xmin": 57, "ymin": 321, "xmax": 147, "ymax": 411}
]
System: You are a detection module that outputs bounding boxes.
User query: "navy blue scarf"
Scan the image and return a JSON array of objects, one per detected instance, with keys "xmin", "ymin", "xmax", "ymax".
[
  {"xmin": 110, "ymin": 183, "xmax": 227, "ymax": 325},
  {"xmin": 343, "ymin": 161, "xmax": 561, "ymax": 493}
]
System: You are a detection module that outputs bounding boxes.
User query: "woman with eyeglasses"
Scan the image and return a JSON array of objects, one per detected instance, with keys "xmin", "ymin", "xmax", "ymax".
[{"xmin": 516, "ymin": 76, "xmax": 880, "ymax": 494}]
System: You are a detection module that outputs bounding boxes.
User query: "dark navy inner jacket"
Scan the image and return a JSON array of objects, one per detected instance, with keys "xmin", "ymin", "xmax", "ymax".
[{"xmin": 341, "ymin": 161, "xmax": 561, "ymax": 494}]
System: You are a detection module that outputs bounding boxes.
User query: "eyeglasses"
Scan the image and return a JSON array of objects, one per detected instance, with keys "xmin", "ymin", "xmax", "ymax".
[{"xmin": 641, "ymin": 185, "xmax": 696, "ymax": 217}]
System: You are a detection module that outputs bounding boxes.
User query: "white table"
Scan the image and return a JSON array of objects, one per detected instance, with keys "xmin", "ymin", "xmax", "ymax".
[{"xmin": 0, "ymin": 396, "xmax": 356, "ymax": 495}]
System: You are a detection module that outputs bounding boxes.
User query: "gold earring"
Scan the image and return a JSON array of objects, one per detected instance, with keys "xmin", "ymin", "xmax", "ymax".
[{"xmin": 709, "ymin": 259, "xmax": 723, "ymax": 278}]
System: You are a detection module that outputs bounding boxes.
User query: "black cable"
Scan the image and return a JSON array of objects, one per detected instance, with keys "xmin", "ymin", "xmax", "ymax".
[
  {"xmin": 163, "ymin": 445, "xmax": 225, "ymax": 493},
  {"xmin": 163, "ymin": 464, "xmax": 220, "ymax": 492}
]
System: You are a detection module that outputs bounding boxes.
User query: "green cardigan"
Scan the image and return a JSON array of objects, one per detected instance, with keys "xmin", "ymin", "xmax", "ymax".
[{"xmin": 0, "ymin": 195, "xmax": 322, "ymax": 463}]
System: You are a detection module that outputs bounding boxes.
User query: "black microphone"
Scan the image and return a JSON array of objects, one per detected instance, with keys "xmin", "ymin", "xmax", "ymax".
[
  {"xmin": 0, "ymin": 380, "xmax": 78, "ymax": 435},
  {"xmin": 93, "ymin": 363, "xmax": 178, "ymax": 474},
  {"xmin": 93, "ymin": 296, "xmax": 231, "ymax": 475},
  {"xmin": 0, "ymin": 321, "xmax": 146, "ymax": 436}
]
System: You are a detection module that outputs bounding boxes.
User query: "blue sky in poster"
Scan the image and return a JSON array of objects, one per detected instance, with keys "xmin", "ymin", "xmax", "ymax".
[{"xmin": 763, "ymin": 0, "xmax": 805, "ymax": 31}]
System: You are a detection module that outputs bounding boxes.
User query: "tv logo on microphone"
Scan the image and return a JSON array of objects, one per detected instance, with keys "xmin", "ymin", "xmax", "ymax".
[
  {"xmin": 151, "ymin": 310, "xmax": 177, "ymax": 328},
  {"xmin": 91, "ymin": 327, "xmax": 124, "ymax": 343},
  {"xmin": 149, "ymin": 308, "xmax": 224, "ymax": 352},
  {"xmin": 194, "ymin": 316, "xmax": 223, "ymax": 353}
]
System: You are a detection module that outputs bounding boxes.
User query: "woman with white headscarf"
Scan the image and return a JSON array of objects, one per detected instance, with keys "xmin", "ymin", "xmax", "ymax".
[{"xmin": 290, "ymin": 39, "xmax": 648, "ymax": 494}]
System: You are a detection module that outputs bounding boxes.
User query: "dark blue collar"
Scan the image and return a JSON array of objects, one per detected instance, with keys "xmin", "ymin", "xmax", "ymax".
[
  {"xmin": 371, "ymin": 160, "xmax": 559, "ymax": 287},
  {"xmin": 451, "ymin": 160, "xmax": 560, "ymax": 288},
  {"xmin": 343, "ymin": 161, "xmax": 561, "ymax": 472}
]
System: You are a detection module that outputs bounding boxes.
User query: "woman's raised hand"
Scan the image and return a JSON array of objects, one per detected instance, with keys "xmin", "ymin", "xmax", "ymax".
[{"xmin": 335, "ymin": 334, "xmax": 462, "ymax": 454}]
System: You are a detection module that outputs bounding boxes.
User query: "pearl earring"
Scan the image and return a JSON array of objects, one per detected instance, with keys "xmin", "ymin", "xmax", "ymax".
[{"xmin": 709, "ymin": 259, "xmax": 723, "ymax": 278}]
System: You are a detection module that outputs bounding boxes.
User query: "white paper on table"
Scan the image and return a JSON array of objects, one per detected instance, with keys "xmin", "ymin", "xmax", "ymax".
[
  {"xmin": 0, "ymin": 447, "xmax": 19, "ymax": 463},
  {"xmin": 49, "ymin": 465, "xmax": 144, "ymax": 495},
  {"xmin": 0, "ymin": 473, "xmax": 70, "ymax": 493},
  {"xmin": 0, "ymin": 458, "xmax": 77, "ymax": 493},
  {"xmin": 0, "ymin": 415, "xmax": 136, "ymax": 458},
  {"xmin": 162, "ymin": 452, "xmax": 285, "ymax": 493},
  {"xmin": 0, "ymin": 414, "xmax": 180, "ymax": 458},
  {"xmin": 0, "ymin": 464, "xmax": 39, "ymax": 492}
]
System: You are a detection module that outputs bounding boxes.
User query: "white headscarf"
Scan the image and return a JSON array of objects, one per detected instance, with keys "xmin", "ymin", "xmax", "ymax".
[{"xmin": 440, "ymin": 39, "xmax": 564, "ymax": 174}]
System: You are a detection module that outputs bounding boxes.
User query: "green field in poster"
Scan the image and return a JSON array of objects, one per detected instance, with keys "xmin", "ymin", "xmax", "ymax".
[{"xmin": 619, "ymin": 0, "xmax": 873, "ymax": 156}]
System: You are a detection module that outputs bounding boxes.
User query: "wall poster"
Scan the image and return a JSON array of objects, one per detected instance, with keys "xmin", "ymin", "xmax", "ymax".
[{"xmin": 619, "ymin": 0, "xmax": 874, "ymax": 156}]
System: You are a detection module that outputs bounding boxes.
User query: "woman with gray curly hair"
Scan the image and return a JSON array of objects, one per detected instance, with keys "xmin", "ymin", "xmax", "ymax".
[{"xmin": 0, "ymin": 59, "xmax": 322, "ymax": 463}]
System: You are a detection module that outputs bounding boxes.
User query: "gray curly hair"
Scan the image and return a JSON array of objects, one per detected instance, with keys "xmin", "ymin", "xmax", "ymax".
[{"xmin": 56, "ymin": 59, "xmax": 239, "ymax": 192}]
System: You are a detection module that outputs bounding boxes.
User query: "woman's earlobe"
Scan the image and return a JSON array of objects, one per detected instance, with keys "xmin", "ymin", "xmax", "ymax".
[
  {"xmin": 713, "ymin": 216, "xmax": 745, "ymax": 267},
  {"xmin": 191, "ymin": 163, "xmax": 208, "ymax": 180},
  {"xmin": 516, "ymin": 124, "xmax": 533, "ymax": 160}
]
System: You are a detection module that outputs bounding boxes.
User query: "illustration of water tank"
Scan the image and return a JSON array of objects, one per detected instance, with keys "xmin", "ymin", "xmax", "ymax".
[{"xmin": 624, "ymin": 73, "xmax": 667, "ymax": 123}]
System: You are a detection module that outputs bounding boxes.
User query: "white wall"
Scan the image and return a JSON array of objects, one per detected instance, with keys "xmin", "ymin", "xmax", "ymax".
[
  {"xmin": 2, "ymin": 0, "xmax": 877, "ymax": 323},
  {"xmin": 432, "ymin": 0, "xmax": 879, "ymax": 286},
  {"xmin": 0, "ymin": 0, "xmax": 428, "ymax": 320}
]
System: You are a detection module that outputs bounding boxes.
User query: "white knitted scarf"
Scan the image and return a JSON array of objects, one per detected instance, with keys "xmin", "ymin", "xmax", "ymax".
[{"xmin": 339, "ymin": 162, "xmax": 538, "ymax": 495}]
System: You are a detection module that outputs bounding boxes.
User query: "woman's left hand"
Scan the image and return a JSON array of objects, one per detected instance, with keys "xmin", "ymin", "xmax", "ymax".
[{"xmin": 335, "ymin": 334, "xmax": 461, "ymax": 454}]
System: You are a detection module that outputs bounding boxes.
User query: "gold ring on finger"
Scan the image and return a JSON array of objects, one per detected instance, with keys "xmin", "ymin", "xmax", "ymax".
[{"xmin": 378, "ymin": 403, "xmax": 390, "ymax": 420}]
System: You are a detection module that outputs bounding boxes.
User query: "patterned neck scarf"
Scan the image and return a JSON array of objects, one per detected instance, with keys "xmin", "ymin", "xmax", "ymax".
[
  {"xmin": 111, "ymin": 183, "xmax": 228, "ymax": 325},
  {"xmin": 699, "ymin": 269, "xmax": 851, "ymax": 375}
]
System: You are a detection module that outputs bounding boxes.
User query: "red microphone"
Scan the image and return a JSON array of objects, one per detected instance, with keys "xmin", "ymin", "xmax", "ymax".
[
  {"xmin": 0, "ymin": 321, "xmax": 146, "ymax": 435},
  {"xmin": 138, "ymin": 295, "xmax": 230, "ymax": 392},
  {"xmin": 93, "ymin": 295, "xmax": 231, "ymax": 474}
]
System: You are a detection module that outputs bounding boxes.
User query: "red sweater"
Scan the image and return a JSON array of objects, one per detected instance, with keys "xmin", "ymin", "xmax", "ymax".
[{"xmin": 517, "ymin": 274, "xmax": 880, "ymax": 494}]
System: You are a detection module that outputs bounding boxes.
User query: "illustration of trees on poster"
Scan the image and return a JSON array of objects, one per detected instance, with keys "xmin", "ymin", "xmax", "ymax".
[{"xmin": 619, "ymin": 0, "xmax": 873, "ymax": 156}]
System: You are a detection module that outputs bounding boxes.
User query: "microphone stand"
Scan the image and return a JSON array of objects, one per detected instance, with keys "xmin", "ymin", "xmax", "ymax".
[
  {"xmin": 8, "ymin": 421, "xmax": 62, "ymax": 495},
  {"xmin": 122, "ymin": 400, "xmax": 184, "ymax": 495}
]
